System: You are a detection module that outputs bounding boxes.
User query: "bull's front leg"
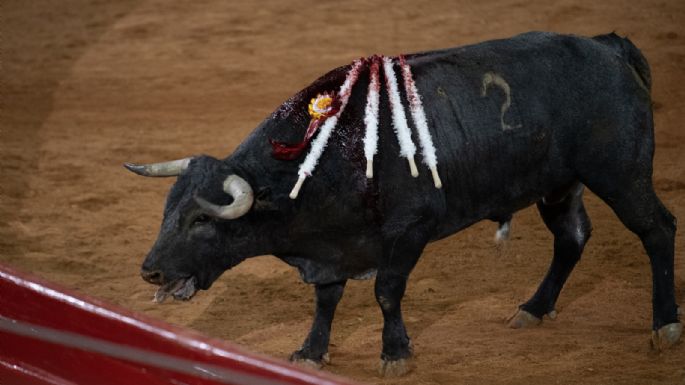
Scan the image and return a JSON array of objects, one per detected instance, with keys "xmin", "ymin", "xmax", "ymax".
[
  {"xmin": 375, "ymin": 222, "xmax": 432, "ymax": 377},
  {"xmin": 290, "ymin": 280, "xmax": 346, "ymax": 368},
  {"xmin": 375, "ymin": 271, "xmax": 414, "ymax": 377}
]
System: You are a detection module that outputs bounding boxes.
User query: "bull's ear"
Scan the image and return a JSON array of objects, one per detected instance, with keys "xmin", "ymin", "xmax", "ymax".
[{"xmin": 253, "ymin": 187, "xmax": 276, "ymax": 211}]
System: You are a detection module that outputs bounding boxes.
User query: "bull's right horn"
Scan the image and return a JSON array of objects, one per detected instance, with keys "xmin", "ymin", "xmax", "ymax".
[
  {"xmin": 124, "ymin": 157, "xmax": 192, "ymax": 177},
  {"xmin": 194, "ymin": 175, "xmax": 254, "ymax": 220}
]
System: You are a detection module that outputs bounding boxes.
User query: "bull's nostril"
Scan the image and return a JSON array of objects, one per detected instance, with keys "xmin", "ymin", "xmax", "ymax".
[{"xmin": 141, "ymin": 269, "xmax": 164, "ymax": 284}]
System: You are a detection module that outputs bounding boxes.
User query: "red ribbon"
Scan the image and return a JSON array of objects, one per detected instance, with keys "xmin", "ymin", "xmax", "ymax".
[
  {"xmin": 270, "ymin": 99, "xmax": 340, "ymax": 160},
  {"xmin": 270, "ymin": 119, "xmax": 323, "ymax": 160}
]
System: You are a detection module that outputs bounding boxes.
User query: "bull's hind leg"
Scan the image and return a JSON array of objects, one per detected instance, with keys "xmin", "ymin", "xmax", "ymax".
[
  {"xmin": 290, "ymin": 280, "xmax": 346, "ymax": 368},
  {"xmin": 584, "ymin": 174, "xmax": 681, "ymax": 349},
  {"xmin": 509, "ymin": 183, "xmax": 592, "ymax": 328}
]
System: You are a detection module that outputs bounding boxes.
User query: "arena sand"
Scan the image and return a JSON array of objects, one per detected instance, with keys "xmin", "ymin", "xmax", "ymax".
[{"xmin": 2, "ymin": 1, "xmax": 685, "ymax": 383}]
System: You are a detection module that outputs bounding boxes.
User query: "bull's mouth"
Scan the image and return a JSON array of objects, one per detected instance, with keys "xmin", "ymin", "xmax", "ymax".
[{"xmin": 153, "ymin": 276, "xmax": 197, "ymax": 303}]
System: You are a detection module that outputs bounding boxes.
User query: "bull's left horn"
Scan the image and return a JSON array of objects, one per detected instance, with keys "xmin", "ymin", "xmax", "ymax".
[
  {"xmin": 124, "ymin": 157, "xmax": 192, "ymax": 177},
  {"xmin": 195, "ymin": 175, "xmax": 254, "ymax": 220}
]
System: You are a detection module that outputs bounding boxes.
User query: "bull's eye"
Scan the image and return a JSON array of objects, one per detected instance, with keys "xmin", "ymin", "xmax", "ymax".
[{"xmin": 192, "ymin": 214, "xmax": 211, "ymax": 226}]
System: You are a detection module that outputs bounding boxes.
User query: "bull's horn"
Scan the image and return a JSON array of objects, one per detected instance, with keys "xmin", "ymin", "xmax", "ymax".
[
  {"xmin": 123, "ymin": 158, "xmax": 192, "ymax": 177},
  {"xmin": 194, "ymin": 175, "xmax": 254, "ymax": 220}
]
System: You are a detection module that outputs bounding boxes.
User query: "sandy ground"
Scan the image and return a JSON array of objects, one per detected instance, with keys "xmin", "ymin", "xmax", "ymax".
[{"xmin": 2, "ymin": 1, "xmax": 685, "ymax": 384}]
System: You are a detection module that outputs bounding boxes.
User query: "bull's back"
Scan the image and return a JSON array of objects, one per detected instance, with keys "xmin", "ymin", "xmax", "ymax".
[{"xmin": 408, "ymin": 32, "xmax": 652, "ymax": 236}]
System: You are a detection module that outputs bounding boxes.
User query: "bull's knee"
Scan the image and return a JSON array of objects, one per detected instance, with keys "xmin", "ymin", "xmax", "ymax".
[
  {"xmin": 557, "ymin": 211, "xmax": 592, "ymax": 254},
  {"xmin": 374, "ymin": 275, "xmax": 405, "ymax": 313},
  {"xmin": 566, "ymin": 229, "xmax": 590, "ymax": 255}
]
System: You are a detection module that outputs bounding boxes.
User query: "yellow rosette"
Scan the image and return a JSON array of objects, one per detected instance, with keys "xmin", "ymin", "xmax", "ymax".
[{"xmin": 308, "ymin": 92, "xmax": 336, "ymax": 120}]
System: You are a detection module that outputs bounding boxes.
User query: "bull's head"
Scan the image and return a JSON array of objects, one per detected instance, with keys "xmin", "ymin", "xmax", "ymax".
[{"xmin": 124, "ymin": 155, "xmax": 256, "ymax": 303}]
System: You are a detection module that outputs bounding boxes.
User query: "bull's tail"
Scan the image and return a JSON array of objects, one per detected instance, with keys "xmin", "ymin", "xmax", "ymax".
[{"xmin": 593, "ymin": 32, "xmax": 651, "ymax": 92}]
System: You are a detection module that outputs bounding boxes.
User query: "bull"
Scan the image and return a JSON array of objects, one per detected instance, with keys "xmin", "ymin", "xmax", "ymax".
[{"xmin": 125, "ymin": 32, "xmax": 682, "ymax": 376}]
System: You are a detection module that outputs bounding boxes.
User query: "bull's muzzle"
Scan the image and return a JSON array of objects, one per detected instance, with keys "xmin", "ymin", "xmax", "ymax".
[{"xmin": 140, "ymin": 268, "xmax": 164, "ymax": 285}]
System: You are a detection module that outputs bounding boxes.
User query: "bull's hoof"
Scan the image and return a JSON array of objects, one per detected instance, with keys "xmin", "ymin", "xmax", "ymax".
[
  {"xmin": 291, "ymin": 357, "xmax": 324, "ymax": 370},
  {"xmin": 379, "ymin": 358, "xmax": 412, "ymax": 377},
  {"xmin": 508, "ymin": 309, "xmax": 542, "ymax": 329},
  {"xmin": 651, "ymin": 323, "xmax": 683, "ymax": 351},
  {"xmin": 289, "ymin": 350, "xmax": 329, "ymax": 369}
]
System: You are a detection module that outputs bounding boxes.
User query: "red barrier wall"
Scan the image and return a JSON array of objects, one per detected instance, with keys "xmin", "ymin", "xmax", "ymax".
[{"xmin": 0, "ymin": 265, "xmax": 360, "ymax": 385}]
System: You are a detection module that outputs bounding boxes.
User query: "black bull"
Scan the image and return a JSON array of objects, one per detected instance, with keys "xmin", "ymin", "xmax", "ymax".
[{"xmin": 125, "ymin": 32, "xmax": 681, "ymax": 375}]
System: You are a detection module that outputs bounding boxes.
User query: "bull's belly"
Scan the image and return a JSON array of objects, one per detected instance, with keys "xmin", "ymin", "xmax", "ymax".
[{"xmin": 431, "ymin": 166, "xmax": 576, "ymax": 241}]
